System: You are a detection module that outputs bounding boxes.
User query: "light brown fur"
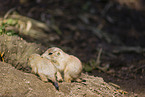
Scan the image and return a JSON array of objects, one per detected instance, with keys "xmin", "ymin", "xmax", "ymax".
[
  {"xmin": 41, "ymin": 47, "xmax": 82, "ymax": 82},
  {"xmin": 28, "ymin": 53, "xmax": 59, "ymax": 90}
]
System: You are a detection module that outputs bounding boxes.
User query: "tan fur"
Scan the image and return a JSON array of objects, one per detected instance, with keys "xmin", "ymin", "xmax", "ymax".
[
  {"xmin": 28, "ymin": 54, "xmax": 59, "ymax": 89},
  {"xmin": 41, "ymin": 47, "xmax": 83, "ymax": 82}
]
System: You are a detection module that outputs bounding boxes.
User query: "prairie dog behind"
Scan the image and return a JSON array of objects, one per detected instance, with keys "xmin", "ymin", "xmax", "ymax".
[
  {"xmin": 41, "ymin": 47, "xmax": 83, "ymax": 82},
  {"xmin": 28, "ymin": 53, "xmax": 59, "ymax": 90}
]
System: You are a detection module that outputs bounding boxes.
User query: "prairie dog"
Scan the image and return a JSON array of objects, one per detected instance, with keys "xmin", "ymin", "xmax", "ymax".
[
  {"xmin": 28, "ymin": 54, "xmax": 59, "ymax": 90},
  {"xmin": 41, "ymin": 47, "xmax": 83, "ymax": 83}
]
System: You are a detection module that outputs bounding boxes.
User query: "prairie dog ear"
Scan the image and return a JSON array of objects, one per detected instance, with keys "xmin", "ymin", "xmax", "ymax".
[{"xmin": 57, "ymin": 52, "xmax": 60, "ymax": 56}]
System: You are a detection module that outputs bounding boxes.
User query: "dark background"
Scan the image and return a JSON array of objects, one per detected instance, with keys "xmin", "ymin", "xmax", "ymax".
[{"xmin": 0, "ymin": 0, "xmax": 145, "ymax": 96}]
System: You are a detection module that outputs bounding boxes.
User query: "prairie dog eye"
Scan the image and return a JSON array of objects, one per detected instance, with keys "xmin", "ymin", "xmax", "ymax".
[{"xmin": 48, "ymin": 52, "xmax": 53, "ymax": 55}]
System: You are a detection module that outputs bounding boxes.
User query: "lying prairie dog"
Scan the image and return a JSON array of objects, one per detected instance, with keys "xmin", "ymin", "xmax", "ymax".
[
  {"xmin": 28, "ymin": 53, "xmax": 59, "ymax": 90},
  {"xmin": 41, "ymin": 47, "xmax": 83, "ymax": 83}
]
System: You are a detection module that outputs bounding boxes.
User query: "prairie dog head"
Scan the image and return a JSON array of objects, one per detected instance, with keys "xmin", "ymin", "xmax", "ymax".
[{"xmin": 42, "ymin": 47, "xmax": 66, "ymax": 60}]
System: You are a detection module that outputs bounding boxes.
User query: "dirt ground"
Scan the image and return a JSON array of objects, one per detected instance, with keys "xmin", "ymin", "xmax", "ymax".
[
  {"xmin": 0, "ymin": 61, "xmax": 123, "ymax": 97},
  {"xmin": 0, "ymin": 0, "xmax": 145, "ymax": 96}
]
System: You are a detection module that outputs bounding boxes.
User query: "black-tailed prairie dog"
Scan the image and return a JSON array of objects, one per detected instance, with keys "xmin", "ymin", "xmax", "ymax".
[
  {"xmin": 28, "ymin": 53, "xmax": 59, "ymax": 90},
  {"xmin": 41, "ymin": 47, "xmax": 83, "ymax": 83}
]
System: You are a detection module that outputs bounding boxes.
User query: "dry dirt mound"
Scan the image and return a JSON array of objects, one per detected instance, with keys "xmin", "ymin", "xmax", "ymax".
[
  {"xmin": 0, "ymin": 34, "xmax": 123, "ymax": 96},
  {"xmin": 0, "ymin": 62, "xmax": 122, "ymax": 97},
  {"xmin": 0, "ymin": 34, "xmax": 45, "ymax": 72}
]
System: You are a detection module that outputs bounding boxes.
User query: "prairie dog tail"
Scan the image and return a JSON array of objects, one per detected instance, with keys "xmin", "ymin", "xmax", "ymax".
[
  {"xmin": 53, "ymin": 82, "xmax": 59, "ymax": 90},
  {"xmin": 48, "ymin": 75, "xmax": 59, "ymax": 90}
]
